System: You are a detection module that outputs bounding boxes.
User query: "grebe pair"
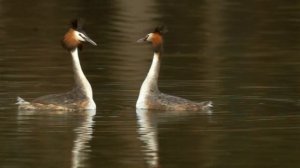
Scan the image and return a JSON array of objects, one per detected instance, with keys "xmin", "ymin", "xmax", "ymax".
[{"xmin": 17, "ymin": 22, "xmax": 212, "ymax": 111}]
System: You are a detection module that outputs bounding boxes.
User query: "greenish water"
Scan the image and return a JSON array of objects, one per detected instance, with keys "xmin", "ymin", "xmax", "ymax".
[{"xmin": 0, "ymin": 0, "xmax": 300, "ymax": 167}]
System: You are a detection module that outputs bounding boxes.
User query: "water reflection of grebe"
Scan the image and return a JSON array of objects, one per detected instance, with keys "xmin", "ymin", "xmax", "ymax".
[
  {"xmin": 136, "ymin": 26, "xmax": 212, "ymax": 111},
  {"xmin": 17, "ymin": 109, "xmax": 95, "ymax": 168},
  {"xmin": 72, "ymin": 111, "xmax": 95, "ymax": 168},
  {"xmin": 136, "ymin": 109, "xmax": 159, "ymax": 168},
  {"xmin": 16, "ymin": 19, "xmax": 97, "ymax": 111},
  {"xmin": 136, "ymin": 108, "xmax": 213, "ymax": 168}
]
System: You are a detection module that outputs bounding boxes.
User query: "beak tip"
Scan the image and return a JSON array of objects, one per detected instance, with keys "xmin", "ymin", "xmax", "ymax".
[
  {"xmin": 89, "ymin": 41, "xmax": 97, "ymax": 46},
  {"xmin": 137, "ymin": 39, "xmax": 145, "ymax": 43}
]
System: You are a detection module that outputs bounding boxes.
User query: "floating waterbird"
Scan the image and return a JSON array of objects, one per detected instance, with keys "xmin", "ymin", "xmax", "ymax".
[
  {"xmin": 17, "ymin": 19, "xmax": 97, "ymax": 111},
  {"xmin": 136, "ymin": 26, "xmax": 212, "ymax": 111}
]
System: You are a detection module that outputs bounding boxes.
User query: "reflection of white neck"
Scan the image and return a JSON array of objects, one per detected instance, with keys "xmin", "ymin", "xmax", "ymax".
[
  {"xmin": 72, "ymin": 113, "xmax": 95, "ymax": 168},
  {"xmin": 136, "ymin": 109, "xmax": 158, "ymax": 168},
  {"xmin": 136, "ymin": 52, "xmax": 160, "ymax": 107},
  {"xmin": 71, "ymin": 48, "xmax": 93, "ymax": 99}
]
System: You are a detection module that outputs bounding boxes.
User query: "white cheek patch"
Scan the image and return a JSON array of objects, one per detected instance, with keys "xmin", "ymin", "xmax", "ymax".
[
  {"xmin": 147, "ymin": 33, "xmax": 154, "ymax": 42},
  {"xmin": 74, "ymin": 31, "xmax": 85, "ymax": 41}
]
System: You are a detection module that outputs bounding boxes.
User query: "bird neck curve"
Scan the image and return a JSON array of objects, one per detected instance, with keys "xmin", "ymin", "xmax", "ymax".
[
  {"xmin": 140, "ymin": 51, "xmax": 161, "ymax": 94},
  {"xmin": 70, "ymin": 48, "xmax": 93, "ymax": 99}
]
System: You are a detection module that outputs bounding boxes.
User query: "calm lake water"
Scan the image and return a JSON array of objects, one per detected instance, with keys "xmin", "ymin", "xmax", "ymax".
[{"xmin": 1, "ymin": 0, "xmax": 300, "ymax": 167}]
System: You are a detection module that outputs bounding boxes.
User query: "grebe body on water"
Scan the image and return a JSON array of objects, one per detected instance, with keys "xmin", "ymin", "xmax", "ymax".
[
  {"xmin": 17, "ymin": 19, "xmax": 97, "ymax": 111},
  {"xmin": 136, "ymin": 26, "xmax": 212, "ymax": 111}
]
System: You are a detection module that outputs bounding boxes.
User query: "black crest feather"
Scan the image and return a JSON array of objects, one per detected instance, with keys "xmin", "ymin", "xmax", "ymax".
[
  {"xmin": 71, "ymin": 18, "xmax": 84, "ymax": 30},
  {"xmin": 153, "ymin": 25, "xmax": 168, "ymax": 35}
]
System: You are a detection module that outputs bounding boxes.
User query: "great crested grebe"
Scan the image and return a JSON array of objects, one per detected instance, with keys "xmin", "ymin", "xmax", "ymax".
[
  {"xmin": 136, "ymin": 26, "xmax": 212, "ymax": 111},
  {"xmin": 16, "ymin": 19, "xmax": 97, "ymax": 111}
]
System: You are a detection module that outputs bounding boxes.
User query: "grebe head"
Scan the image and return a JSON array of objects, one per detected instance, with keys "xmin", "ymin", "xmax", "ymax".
[
  {"xmin": 62, "ymin": 19, "xmax": 97, "ymax": 51},
  {"xmin": 137, "ymin": 26, "xmax": 166, "ymax": 53}
]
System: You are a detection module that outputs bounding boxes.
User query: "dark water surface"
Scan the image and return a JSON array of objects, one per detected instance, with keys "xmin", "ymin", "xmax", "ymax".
[{"xmin": 1, "ymin": 0, "xmax": 300, "ymax": 168}]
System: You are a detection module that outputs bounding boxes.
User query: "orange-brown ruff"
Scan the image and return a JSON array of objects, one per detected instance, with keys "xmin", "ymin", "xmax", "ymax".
[
  {"xmin": 151, "ymin": 33, "xmax": 162, "ymax": 50},
  {"xmin": 17, "ymin": 19, "xmax": 97, "ymax": 111},
  {"xmin": 136, "ymin": 26, "xmax": 212, "ymax": 111},
  {"xmin": 62, "ymin": 28, "xmax": 82, "ymax": 51}
]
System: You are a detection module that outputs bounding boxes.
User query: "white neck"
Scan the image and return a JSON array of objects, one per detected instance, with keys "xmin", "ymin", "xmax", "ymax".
[
  {"xmin": 136, "ymin": 52, "xmax": 160, "ymax": 107},
  {"xmin": 71, "ymin": 48, "xmax": 94, "ymax": 100}
]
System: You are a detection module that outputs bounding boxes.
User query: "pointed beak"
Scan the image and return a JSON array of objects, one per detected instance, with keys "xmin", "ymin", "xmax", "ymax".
[
  {"xmin": 84, "ymin": 35, "xmax": 97, "ymax": 46},
  {"xmin": 136, "ymin": 36, "xmax": 147, "ymax": 43}
]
